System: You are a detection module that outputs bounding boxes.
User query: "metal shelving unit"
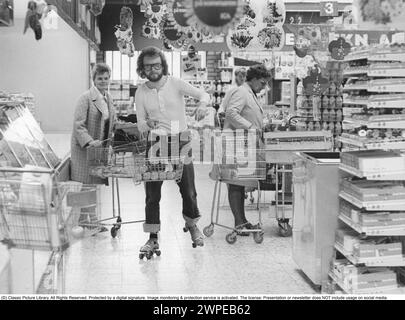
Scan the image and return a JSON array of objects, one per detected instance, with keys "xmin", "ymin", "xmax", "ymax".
[{"xmin": 327, "ymin": 45, "xmax": 405, "ymax": 294}]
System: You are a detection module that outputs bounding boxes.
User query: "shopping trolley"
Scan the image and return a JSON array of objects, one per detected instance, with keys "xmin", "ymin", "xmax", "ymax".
[
  {"xmin": 0, "ymin": 167, "xmax": 93, "ymax": 293},
  {"xmin": 264, "ymin": 118, "xmax": 333, "ymax": 237},
  {"xmin": 203, "ymin": 132, "xmax": 267, "ymax": 244},
  {"xmin": 87, "ymin": 138, "xmax": 186, "ymax": 238}
]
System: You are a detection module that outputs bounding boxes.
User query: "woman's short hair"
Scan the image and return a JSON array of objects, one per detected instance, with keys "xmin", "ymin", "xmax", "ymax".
[
  {"xmin": 246, "ymin": 64, "xmax": 272, "ymax": 82},
  {"xmin": 137, "ymin": 46, "xmax": 169, "ymax": 78},
  {"xmin": 91, "ymin": 63, "xmax": 111, "ymax": 81}
]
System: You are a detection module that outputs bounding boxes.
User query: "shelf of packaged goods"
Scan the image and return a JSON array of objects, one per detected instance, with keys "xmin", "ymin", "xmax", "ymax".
[
  {"xmin": 343, "ymin": 83, "xmax": 369, "ymax": 91},
  {"xmin": 368, "ymin": 64, "xmax": 405, "ymax": 77},
  {"xmin": 339, "ymin": 191, "xmax": 405, "ymax": 212},
  {"xmin": 339, "ymin": 163, "xmax": 405, "ymax": 180},
  {"xmin": 342, "ymin": 108, "xmax": 365, "ymax": 117},
  {"xmin": 343, "ymin": 98, "xmax": 368, "ymax": 106},
  {"xmin": 343, "ymin": 118, "xmax": 405, "ymax": 129},
  {"xmin": 368, "ymin": 94, "xmax": 405, "ymax": 109},
  {"xmin": 328, "ymin": 270, "xmax": 404, "ymax": 294},
  {"xmin": 343, "ymin": 67, "xmax": 368, "ymax": 77},
  {"xmin": 339, "ymin": 214, "xmax": 405, "ymax": 236},
  {"xmin": 334, "ymin": 243, "xmax": 405, "ymax": 267},
  {"xmin": 369, "ymin": 51, "xmax": 405, "ymax": 63},
  {"xmin": 368, "ymin": 79, "xmax": 405, "ymax": 93},
  {"xmin": 344, "ymin": 50, "xmax": 370, "ymax": 62},
  {"xmin": 339, "ymin": 136, "xmax": 405, "ymax": 151}
]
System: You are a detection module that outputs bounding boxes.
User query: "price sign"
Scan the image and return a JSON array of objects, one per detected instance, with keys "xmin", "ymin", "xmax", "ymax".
[{"xmin": 320, "ymin": 1, "xmax": 338, "ymax": 17}]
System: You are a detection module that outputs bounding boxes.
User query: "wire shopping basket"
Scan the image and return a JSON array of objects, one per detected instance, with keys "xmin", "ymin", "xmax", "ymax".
[
  {"xmin": 132, "ymin": 155, "xmax": 185, "ymax": 183},
  {"xmin": 87, "ymin": 140, "xmax": 186, "ymax": 183},
  {"xmin": 0, "ymin": 178, "xmax": 68, "ymax": 251},
  {"xmin": 212, "ymin": 132, "xmax": 267, "ymax": 182},
  {"xmin": 87, "ymin": 139, "xmax": 147, "ymax": 179}
]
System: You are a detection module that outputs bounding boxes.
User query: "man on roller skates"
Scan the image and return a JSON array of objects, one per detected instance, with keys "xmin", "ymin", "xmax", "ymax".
[{"xmin": 135, "ymin": 46, "xmax": 210, "ymax": 259}]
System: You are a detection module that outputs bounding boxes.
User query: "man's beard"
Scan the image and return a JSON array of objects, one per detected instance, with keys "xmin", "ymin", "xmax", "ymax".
[{"xmin": 146, "ymin": 71, "xmax": 163, "ymax": 82}]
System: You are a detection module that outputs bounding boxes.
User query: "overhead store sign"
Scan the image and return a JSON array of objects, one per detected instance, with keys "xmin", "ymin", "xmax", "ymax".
[
  {"xmin": 284, "ymin": 27, "xmax": 397, "ymax": 48},
  {"xmin": 319, "ymin": 1, "xmax": 338, "ymax": 17},
  {"xmin": 185, "ymin": 0, "xmax": 244, "ymax": 34}
]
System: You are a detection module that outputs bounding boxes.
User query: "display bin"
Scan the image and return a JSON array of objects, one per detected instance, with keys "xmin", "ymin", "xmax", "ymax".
[{"xmin": 292, "ymin": 152, "xmax": 340, "ymax": 286}]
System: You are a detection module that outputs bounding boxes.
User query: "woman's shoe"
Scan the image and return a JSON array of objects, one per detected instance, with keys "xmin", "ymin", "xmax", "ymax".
[{"xmin": 235, "ymin": 222, "xmax": 254, "ymax": 236}]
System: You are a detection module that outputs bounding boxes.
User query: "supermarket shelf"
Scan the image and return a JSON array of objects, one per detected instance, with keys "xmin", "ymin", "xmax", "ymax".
[
  {"xmin": 343, "ymin": 84, "xmax": 368, "ymax": 91},
  {"xmin": 340, "ymin": 163, "xmax": 405, "ymax": 180},
  {"xmin": 339, "ymin": 136, "xmax": 405, "ymax": 150},
  {"xmin": 368, "ymin": 79, "xmax": 405, "ymax": 93},
  {"xmin": 343, "ymin": 118, "xmax": 405, "ymax": 129},
  {"xmin": 344, "ymin": 50, "xmax": 370, "ymax": 62},
  {"xmin": 343, "ymin": 99, "xmax": 368, "ymax": 106},
  {"xmin": 328, "ymin": 271, "xmax": 404, "ymax": 294},
  {"xmin": 339, "ymin": 214, "xmax": 405, "ymax": 236},
  {"xmin": 369, "ymin": 52, "xmax": 405, "ymax": 62},
  {"xmin": 339, "ymin": 191, "xmax": 405, "ymax": 211},
  {"xmin": 368, "ymin": 64, "xmax": 405, "ymax": 77},
  {"xmin": 343, "ymin": 67, "xmax": 368, "ymax": 77},
  {"xmin": 334, "ymin": 243, "xmax": 405, "ymax": 267}
]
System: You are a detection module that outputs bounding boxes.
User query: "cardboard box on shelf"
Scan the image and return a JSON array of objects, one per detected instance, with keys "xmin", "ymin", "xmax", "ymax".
[
  {"xmin": 346, "ymin": 269, "xmax": 398, "ymax": 291},
  {"xmin": 353, "ymin": 242, "xmax": 403, "ymax": 259},
  {"xmin": 341, "ymin": 180, "xmax": 405, "ymax": 202},
  {"xmin": 336, "ymin": 229, "xmax": 360, "ymax": 253},
  {"xmin": 359, "ymin": 211, "xmax": 405, "ymax": 227},
  {"xmin": 341, "ymin": 150, "xmax": 405, "ymax": 172}
]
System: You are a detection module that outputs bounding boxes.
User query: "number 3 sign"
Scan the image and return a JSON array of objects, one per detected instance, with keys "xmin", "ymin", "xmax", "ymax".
[{"xmin": 320, "ymin": 1, "xmax": 338, "ymax": 17}]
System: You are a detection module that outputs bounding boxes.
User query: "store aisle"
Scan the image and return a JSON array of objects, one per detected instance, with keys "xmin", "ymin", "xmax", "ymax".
[{"xmin": 46, "ymin": 134, "xmax": 318, "ymax": 295}]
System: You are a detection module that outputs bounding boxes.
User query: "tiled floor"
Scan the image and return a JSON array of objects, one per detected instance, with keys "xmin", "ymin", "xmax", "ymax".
[{"xmin": 13, "ymin": 134, "xmax": 319, "ymax": 294}]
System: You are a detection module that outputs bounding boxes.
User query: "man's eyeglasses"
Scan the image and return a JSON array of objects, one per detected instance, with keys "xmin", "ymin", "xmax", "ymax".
[
  {"xmin": 258, "ymin": 79, "xmax": 271, "ymax": 88},
  {"xmin": 144, "ymin": 63, "xmax": 162, "ymax": 71}
]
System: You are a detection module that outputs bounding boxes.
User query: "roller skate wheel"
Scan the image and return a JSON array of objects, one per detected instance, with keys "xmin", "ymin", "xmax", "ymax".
[
  {"xmin": 139, "ymin": 253, "xmax": 144, "ymax": 259},
  {"xmin": 146, "ymin": 252, "xmax": 153, "ymax": 259},
  {"xmin": 155, "ymin": 250, "xmax": 161, "ymax": 256},
  {"xmin": 183, "ymin": 227, "xmax": 188, "ymax": 233},
  {"xmin": 225, "ymin": 233, "xmax": 237, "ymax": 244},
  {"xmin": 253, "ymin": 232, "xmax": 264, "ymax": 244},
  {"xmin": 203, "ymin": 225, "xmax": 214, "ymax": 237}
]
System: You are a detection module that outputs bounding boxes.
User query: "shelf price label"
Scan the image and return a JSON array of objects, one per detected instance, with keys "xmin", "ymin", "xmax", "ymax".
[{"xmin": 320, "ymin": 1, "xmax": 338, "ymax": 17}]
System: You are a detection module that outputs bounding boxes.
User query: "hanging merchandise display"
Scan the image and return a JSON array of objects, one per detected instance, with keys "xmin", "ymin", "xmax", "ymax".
[
  {"xmin": 226, "ymin": 0, "xmax": 285, "ymax": 52},
  {"xmin": 184, "ymin": 0, "xmax": 245, "ymax": 35},
  {"xmin": 166, "ymin": 0, "xmax": 203, "ymax": 43},
  {"xmin": 302, "ymin": 67, "xmax": 329, "ymax": 96},
  {"xmin": 160, "ymin": 14, "xmax": 188, "ymax": 50},
  {"xmin": 114, "ymin": 6, "xmax": 135, "ymax": 57},
  {"xmin": 141, "ymin": 1, "xmax": 166, "ymax": 39},
  {"xmin": 355, "ymin": 0, "xmax": 405, "ymax": 29},
  {"xmin": 23, "ymin": 1, "xmax": 43, "ymax": 40},
  {"xmin": 328, "ymin": 37, "xmax": 352, "ymax": 60},
  {"xmin": 80, "ymin": 0, "xmax": 105, "ymax": 16}
]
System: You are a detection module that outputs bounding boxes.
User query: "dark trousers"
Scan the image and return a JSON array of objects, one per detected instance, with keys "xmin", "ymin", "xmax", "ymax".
[
  {"xmin": 144, "ymin": 162, "xmax": 200, "ymax": 225},
  {"xmin": 227, "ymin": 184, "xmax": 247, "ymax": 227},
  {"xmin": 143, "ymin": 132, "xmax": 200, "ymax": 233}
]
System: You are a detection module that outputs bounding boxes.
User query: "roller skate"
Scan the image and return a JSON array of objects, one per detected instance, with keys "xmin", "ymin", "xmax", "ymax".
[
  {"xmin": 139, "ymin": 238, "xmax": 161, "ymax": 260},
  {"xmin": 183, "ymin": 224, "xmax": 204, "ymax": 248}
]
